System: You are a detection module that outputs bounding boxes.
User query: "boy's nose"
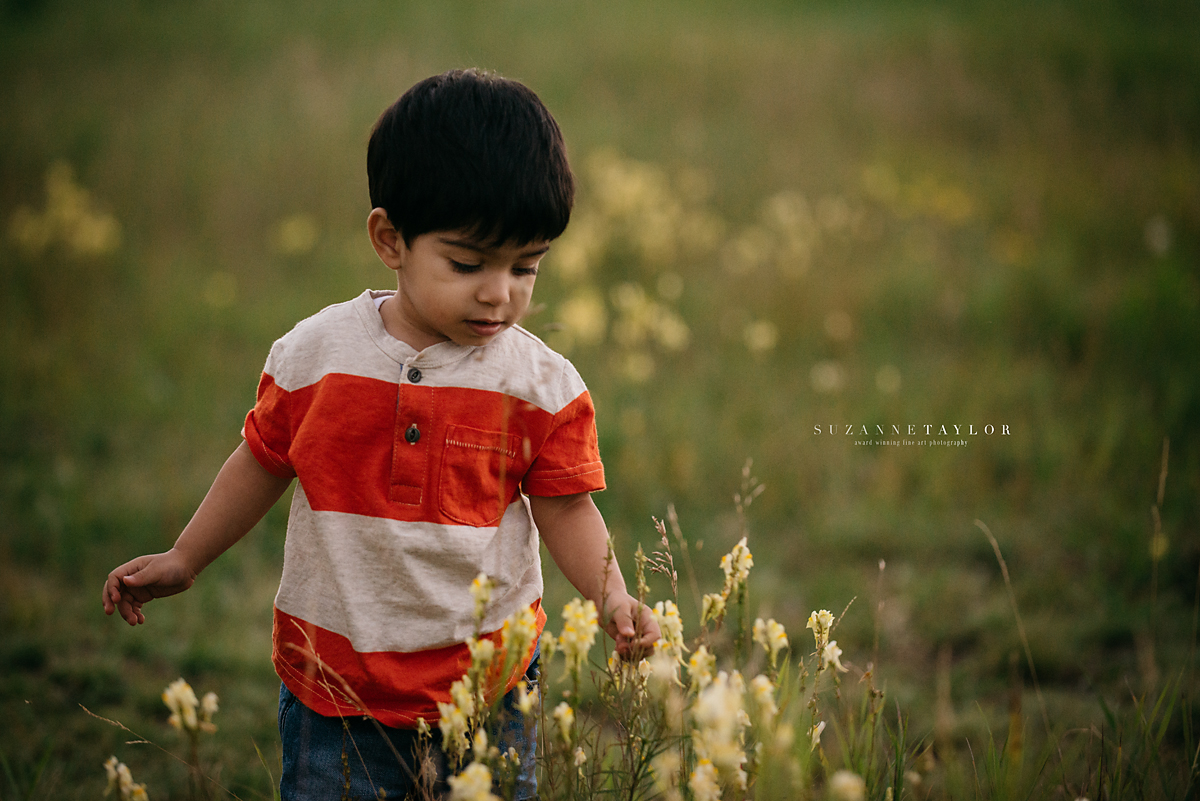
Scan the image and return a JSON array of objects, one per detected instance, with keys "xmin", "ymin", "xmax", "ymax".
[{"xmin": 477, "ymin": 273, "xmax": 511, "ymax": 305}]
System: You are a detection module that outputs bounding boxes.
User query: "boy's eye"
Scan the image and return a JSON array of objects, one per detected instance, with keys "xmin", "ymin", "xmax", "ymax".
[
  {"xmin": 450, "ymin": 260, "xmax": 482, "ymax": 273},
  {"xmin": 513, "ymin": 265, "xmax": 539, "ymax": 277}
]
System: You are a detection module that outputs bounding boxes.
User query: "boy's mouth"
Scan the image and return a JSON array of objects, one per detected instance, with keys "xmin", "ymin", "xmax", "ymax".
[{"xmin": 466, "ymin": 319, "xmax": 505, "ymax": 337}]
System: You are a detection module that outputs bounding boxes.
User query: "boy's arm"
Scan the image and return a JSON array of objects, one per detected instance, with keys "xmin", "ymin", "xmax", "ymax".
[
  {"xmin": 529, "ymin": 492, "xmax": 660, "ymax": 657},
  {"xmin": 102, "ymin": 441, "xmax": 292, "ymax": 626}
]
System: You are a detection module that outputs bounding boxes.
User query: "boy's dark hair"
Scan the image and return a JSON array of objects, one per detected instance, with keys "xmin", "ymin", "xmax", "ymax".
[{"xmin": 368, "ymin": 69, "xmax": 574, "ymax": 246}]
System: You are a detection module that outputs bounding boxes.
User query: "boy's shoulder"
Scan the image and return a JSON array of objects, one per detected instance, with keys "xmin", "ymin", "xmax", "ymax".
[
  {"xmin": 263, "ymin": 291, "xmax": 395, "ymax": 388},
  {"xmin": 281, "ymin": 292, "xmax": 373, "ymax": 341},
  {"xmin": 487, "ymin": 322, "xmax": 565, "ymax": 369},
  {"xmin": 459, "ymin": 324, "xmax": 589, "ymax": 414}
]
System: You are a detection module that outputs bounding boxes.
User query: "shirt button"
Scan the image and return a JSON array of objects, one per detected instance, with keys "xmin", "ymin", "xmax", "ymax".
[
  {"xmin": 407, "ymin": 367, "xmax": 422, "ymax": 383},
  {"xmin": 404, "ymin": 424, "xmax": 420, "ymax": 444}
]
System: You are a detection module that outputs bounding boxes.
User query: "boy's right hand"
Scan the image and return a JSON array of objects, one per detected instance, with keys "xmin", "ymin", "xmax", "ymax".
[{"xmin": 102, "ymin": 549, "xmax": 198, "ymax": 626}]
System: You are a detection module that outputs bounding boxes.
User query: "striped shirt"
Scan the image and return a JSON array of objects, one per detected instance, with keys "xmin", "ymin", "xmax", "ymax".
[{"xmin": 243, "ymin": 289, "xmax": 605, "ymax": 726}]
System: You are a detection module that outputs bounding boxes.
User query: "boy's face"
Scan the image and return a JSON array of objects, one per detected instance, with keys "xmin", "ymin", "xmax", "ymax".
[{"xmin": 377, "ymin": 221, "xmax": 549, "ymax": 350}]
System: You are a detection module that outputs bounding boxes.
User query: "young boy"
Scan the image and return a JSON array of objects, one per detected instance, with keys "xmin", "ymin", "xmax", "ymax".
[{"xmin": 102, "ymin": 69, "xmax": 658, "ymax": 800}]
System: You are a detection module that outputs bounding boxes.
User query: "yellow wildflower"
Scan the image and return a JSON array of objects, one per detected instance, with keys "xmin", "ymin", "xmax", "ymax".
[
  {"xmin": 607, "ymin": 652, "xmax": 627, "ymax": 690},
  {"xmin": 104, "ymin": 756, "xmax": 149, "ymax": 801},
  {"xmin": 448, "ymin": 761, "xmax": 499, "ymax": 801},
  {"xmin": 515, "ymin": 682, "xmax": 539, "ymax": 716},
  {"xmin": 437, "ymin": 704, "xmax": 470, "ymax": 762},
  {"xmin": 647, "ymin": 646, "xmax": 682, "ymax": 692},
  {"xmin": 199, "ymin": 691, "xmax": 219, "ymax": 733},
  {"xmin": 104, "ymin": 756, "xmax": 120, "ymax": 794},
  {"xmin": 753, "ymin": 618, "xmax": 789, "ymax": 667},
  {"xmin": 162, "ymin": 678, "xmax": 199, "ymax": 731},
  {"xmin": 438, "ymin": 675, "xmax": 476, "ymax": 761},
  {"xmin": 9, "ymin": 161, "xmax": 122, "ymax": 259},
  {"xmin": 450, "ymin": 675, "xmax": 476, "ymax": 718},
  {"xmin": 750, "ymin": 674, "xmax": 777, "ymax": 723},
  {"xmin": 809, "ymin": 720, "xmax": 826, "ymax": 752},
  {"xmin": 500, "ymin": 605, "xmax": 539, "ymax": 665},
  {"xmin": 470, "ymin": 573, "xmax": 494, "ymax": 622},
  {"xmin": 539, "ymin": 629, "xmax": 558, "ymax": 660},
  {"xmin": 651, "ymin": 750, "xmax": 681, "ymax": 795},
  {"xmin": 467, "ymin": 637, "xmax": 496, "ymax": 670},
  {"xmin": 700, "ymin": 593, "xmax": 726, "ymax": 625},
  {"xmin": 687, "ymin": 645, "xmax": 716, "ymax": 692},
  {"xmin": 472, "ymin": 729, "xmax": 489, "ymax": 761},
  {"xmin": 558, "ymin": 598, "xmax": 599, "ymax": 676},
  {"xmin": 117, "ymin": 762, "xmax": 135, "ymax": 795},
  {"xmin": 829, "ymin": 770, "xmax": 867, "ymax": 801},
  {"xmin": 720, "ymin": 537, "xmax": 753, "ymax": 593},
  {"xmin": 573, "ymin": 746, "xmax": 587, "ymax": 767},
  {"xmin": 806, "ymin": 609, "xmax": 834, "ymax": 651},
  {"xmin": 692, "ymin": 671, "xmax": 748, "ymax": 789},
  {"xmin": 553, "ymin": 701, "xmax": 575, "ymax": 745},
  {"xmin": 822, "ymin": 640, "xmax": 849, "ymax": 673},
  {"xmin": 688, "ymin": 758, "xmax": 722, "ymax": 801},
  {"xmin": 652, "ymin": 600, "xmax": 688, "ymax": 662}
]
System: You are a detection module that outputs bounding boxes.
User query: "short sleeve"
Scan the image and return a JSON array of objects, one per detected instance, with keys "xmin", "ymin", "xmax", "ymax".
[
  {"xmin": 521, "ymin": 388, "xmax": 605, "ymax": 497},
  {"xmin": 242, "ymin": 343, "xmax": 298, "ymax": 479}
]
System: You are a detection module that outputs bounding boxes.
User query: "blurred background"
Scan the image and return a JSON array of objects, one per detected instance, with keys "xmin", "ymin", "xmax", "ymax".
[{"xmin": 2, "ymin": 0, "xmax": 1197, "ymax": 795}]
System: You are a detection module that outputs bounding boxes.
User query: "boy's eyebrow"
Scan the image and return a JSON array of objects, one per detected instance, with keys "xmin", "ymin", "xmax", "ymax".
[{"xmin": 437, "ymin": 236, "xmax": 551, "ymax": 258}]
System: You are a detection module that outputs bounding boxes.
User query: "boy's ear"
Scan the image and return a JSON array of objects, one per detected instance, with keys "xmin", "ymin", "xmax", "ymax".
[{"xmin": 367, "ymin": 208, "xmax": 406, "ymax": 271}]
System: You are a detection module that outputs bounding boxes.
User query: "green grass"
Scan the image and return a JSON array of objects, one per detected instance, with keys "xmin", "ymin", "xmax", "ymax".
[{"xmin": 1, "ymin": 0, "xmax": 1198, "ymax": 796}]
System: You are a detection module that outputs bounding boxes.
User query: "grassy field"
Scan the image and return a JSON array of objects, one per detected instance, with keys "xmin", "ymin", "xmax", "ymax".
[{"xmin": 2, "ymin": 0, "xmax": 1198, "ymax": 797}]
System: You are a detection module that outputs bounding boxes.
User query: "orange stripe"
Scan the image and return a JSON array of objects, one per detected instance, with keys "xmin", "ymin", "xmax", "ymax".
[
  {"xmin": 273, "ymin": 602, "xmax": 546, "ymax": 728},
  {"xmin": 244, "ymin": 373, "xmax": 604, "ymax": 522},
  {"xmin": 242, "ymin": 374, "xmax": 298, "ymax": 478}
]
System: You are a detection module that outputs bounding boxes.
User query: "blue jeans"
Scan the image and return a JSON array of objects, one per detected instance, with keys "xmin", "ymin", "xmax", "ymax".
[{"xmin": 279, "ymin": 654, "xmax": 539, "ymax": 800}]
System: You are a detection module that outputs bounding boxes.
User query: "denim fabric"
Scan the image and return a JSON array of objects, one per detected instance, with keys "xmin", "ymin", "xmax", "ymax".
[
  {"xmin": 492, "ymin": 655, "xmax": 539, "ymax": 799},
  {"xmin": 279, "ymin": 653, "xmax": 539, "ymax": 800}
]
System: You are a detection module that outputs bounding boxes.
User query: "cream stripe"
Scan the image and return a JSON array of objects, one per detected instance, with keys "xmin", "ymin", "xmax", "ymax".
[
  {"xmin": 264, "ymin": 291, "xmax": 586, "ymax": 415},
  {"xmin": 274, "ymin": 484, "xmax": 543, "ymax": 653}
]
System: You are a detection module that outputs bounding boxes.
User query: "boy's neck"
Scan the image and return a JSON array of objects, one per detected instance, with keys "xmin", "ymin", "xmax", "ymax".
[{"xmin": 377, "ymin": 292, "xmax": 451, "ymax": 352}]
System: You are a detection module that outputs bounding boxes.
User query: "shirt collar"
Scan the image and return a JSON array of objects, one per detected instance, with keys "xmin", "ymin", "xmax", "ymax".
[{"xmin": 354, "ymin": 289, "xmax": 481, "ymax": 369}]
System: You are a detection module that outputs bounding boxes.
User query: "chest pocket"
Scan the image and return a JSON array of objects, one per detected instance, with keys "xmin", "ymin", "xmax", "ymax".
[{"xmin": 439, "ymin": 424, "xmax": 526, "ymax": 527}]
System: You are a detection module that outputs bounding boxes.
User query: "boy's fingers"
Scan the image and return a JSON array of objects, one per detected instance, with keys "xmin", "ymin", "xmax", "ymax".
[
  {"xmin": 104, "ymin": 554, "xmax": 181, "ymax": 624},
  {"xmin": 116, "ymin": 596, "xmax": 138, "ymax": 626},
  {"xmin": 636, "ymin": 608, "xmax": 660, "ymax": 641},
  {"xmin": 104, "ymin": 573, "xmax": 137, "ymax": 614},
  {"xmin": 638, "ymin": 605, "xmax": 656, "ymax": 627},
  {"xmin": 613, "ymin": 604, "xmax": 637, "ymax": 636},
  {"xmin": 122, "ymin": 560, "xmax": 172, "ymax": 595},
  {"xmin": 121, "ymin": 561, "xmax": 151, "ymax": 585},
  {"xmin": 616, "ymin": 638, "xmax": 650, "ymax": 661},
  {"xmin": 117, "ymin": 593, "xmax": 140, "ymax": 625}
]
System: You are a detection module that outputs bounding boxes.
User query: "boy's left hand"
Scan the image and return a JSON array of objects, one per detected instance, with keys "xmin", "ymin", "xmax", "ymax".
[{"xmin": 604, "ymin": 592, "xmax": 660, "ymax": 659}]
